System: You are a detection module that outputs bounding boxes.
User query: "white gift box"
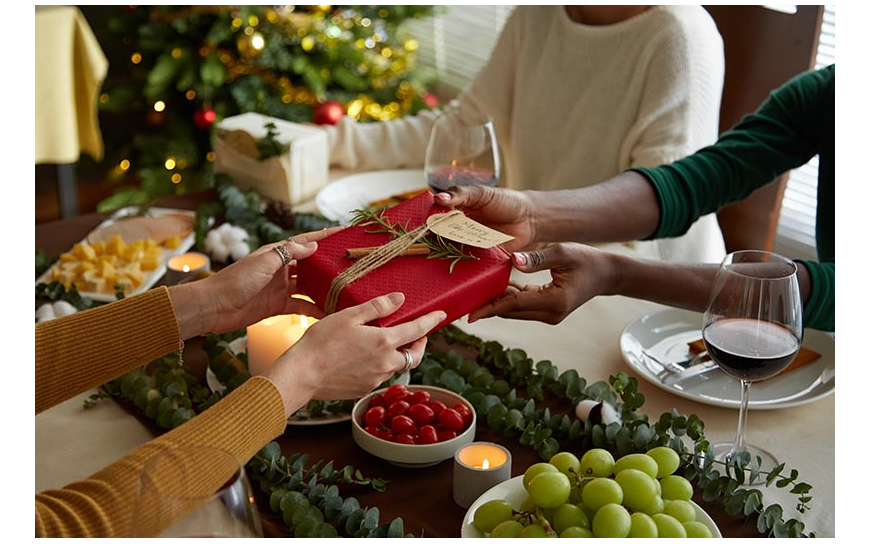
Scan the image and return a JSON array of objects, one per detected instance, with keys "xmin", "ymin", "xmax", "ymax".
[{"xmin": 213, "ymin": 112, "xmax": 329, "ymax": 205}]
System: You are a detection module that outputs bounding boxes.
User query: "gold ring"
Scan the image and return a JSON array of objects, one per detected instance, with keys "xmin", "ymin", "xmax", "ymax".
[
  {"xmin": 400, "ymin": 348, "xmax": 413, "ymax": 373},
  {"xmin": 274, "ymin": 245, "xmax": 292, "ymax": 266}
]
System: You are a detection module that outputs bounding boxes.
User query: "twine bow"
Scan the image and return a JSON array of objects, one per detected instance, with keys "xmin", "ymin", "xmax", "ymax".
[{"xmin": 324, "ymin": 210, "xmax": 464, "ymax": 314}]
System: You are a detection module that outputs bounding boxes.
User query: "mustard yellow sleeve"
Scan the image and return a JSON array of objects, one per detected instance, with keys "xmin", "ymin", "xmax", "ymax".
[
  {"xmin": 35, "ymin": 287, "xmax": 182, "ymax": 414},
  {"xmin": 35, "ymin": 376, "xmax": 287, "ymax": 537}
]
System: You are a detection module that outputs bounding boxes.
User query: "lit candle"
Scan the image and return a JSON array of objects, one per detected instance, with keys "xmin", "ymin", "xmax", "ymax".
[
  {"xmin": 165, "ymin": 252, "xmax": 210, "ymax": 285},
  {"xmin": 453, "ymin": 442, "xmax": 512, "ymax": 508},
  {"xmin": 246, "ymin": 309, "xmax": 317, "ymax": 376}
]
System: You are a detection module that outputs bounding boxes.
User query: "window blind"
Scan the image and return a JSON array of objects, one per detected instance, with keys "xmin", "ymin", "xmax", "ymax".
[{"xmin": 773, "ymin": 5, "xmax": 835, "ymax": 260}]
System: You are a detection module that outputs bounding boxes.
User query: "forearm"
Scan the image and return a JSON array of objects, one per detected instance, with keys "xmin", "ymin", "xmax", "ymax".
[
  {"xmin": 604, "ymin": 252, "xmax": 717, "ymax": 312},
  {"xmin": 528, "ymin": 171, "xmax": 661, "ymax": 244}
]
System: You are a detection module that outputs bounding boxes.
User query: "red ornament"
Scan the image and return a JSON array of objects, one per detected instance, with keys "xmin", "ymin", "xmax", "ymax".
[
  {"xmin": 313, "ymin": 100, "xmax": 345, "ymax": 125},
  {"xmin": 421, "ymin": 92, "xmax": 440, "ymax": 108},
  {"xmin": 193, "ymin": 108, "xmax": 217, "ymax": 129}
]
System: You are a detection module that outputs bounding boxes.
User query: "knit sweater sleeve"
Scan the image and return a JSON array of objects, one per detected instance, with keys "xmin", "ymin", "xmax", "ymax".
[
  {"xmin": 35, "ymin": 287, "xmax": 182, "ymax": 414},
  {"xmin": 35, "ymin": 376, "xmax": 288, "ymax": 537}
]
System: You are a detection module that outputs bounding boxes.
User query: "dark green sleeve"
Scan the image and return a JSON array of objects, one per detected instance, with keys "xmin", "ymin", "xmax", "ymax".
[
  {"xmin": 632, "ymin": 66, "xmax": 831, "ymax": 238},
  {"xmin": 797, "ymin": 260, "xmax": 834, "ymax": 332}
]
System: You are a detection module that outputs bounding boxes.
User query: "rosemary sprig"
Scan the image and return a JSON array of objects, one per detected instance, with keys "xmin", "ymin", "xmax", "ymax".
[{"xmin": 350, "ymin": 208, "xmax": 478, "ymax": 273}]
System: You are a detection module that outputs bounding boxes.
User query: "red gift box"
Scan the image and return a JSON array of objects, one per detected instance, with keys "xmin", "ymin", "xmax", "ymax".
[{"xmin": 296, "ymin": 191, "xmax": 511, "ymax": 329}]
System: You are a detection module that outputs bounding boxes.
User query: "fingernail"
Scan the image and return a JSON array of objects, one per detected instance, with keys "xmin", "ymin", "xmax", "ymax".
[
  {"xmin": 513, "ymin": 252, "xmax": 527, "ymax": 266},
  {"xmin": 434, "ymin": 192, "xmax": 451, "ymax": 201},
  {"xmin": 437, "ymin": 311, "xmax": 447, "ymax": 321},
  {"xmin": 387, "ymin": 292, "xmax": 405, "ymax": 305}
]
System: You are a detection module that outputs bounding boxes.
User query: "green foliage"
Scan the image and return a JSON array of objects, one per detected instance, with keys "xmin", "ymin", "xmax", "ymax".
[
  {"xmin": 35, "ymin": 250, "xmax": 57, "ymax": 276},
  {"xmin": 427, "ymin": 325, "xmax": 815, "ymax": 538},
  {"xmin": 35, "ymin": 281, "xmax": 97, "ymax": 312},
  {"xmin": 256, "ymin": 122, "xmax": 291, "ymax": 159}
]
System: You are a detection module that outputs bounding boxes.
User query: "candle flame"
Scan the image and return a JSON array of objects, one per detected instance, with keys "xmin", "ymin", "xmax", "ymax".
[
  {"xmin": 300, "ymin": 315, "xmax": 309, "ymax": 328},
  {"xmin": 182, "ymin": 264, "xmax": 191, "ymax": 272},
  {"xmin": 481, "ymin": 458, "xmax": 490, "ymax": 469}
]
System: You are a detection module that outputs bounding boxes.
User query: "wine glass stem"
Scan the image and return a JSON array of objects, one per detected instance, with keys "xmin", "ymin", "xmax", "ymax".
[{"xmin": 730, "ymin": 379, "xmax": 752, "ymax": 458}]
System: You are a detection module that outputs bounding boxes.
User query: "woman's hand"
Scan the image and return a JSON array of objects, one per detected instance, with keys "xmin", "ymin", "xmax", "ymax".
[
  {"xmin": 433, "ymin": 186, "xmax": 535, "ymax": 252},
  {"xmin": 468, "ymin": 243, "xmax": 616, "ymax": 324},
  {"xmin": 169, "ymin": 227, "xmax": 344, "ymax": 338},
  {"xmin": 264, "ymin": 292, "xmax": 447, "ymax": 418}
]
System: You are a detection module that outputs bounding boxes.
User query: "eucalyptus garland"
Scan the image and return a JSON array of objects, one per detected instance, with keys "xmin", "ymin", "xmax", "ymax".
[{"xmin": 425, "ymin": 326, "xmax": 815, "ymax": 538}]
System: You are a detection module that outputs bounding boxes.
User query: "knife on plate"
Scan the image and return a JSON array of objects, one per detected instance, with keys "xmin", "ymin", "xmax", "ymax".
[{"xmin": 661, "ymin": 359, "xmax": 719, "ymax": 386}]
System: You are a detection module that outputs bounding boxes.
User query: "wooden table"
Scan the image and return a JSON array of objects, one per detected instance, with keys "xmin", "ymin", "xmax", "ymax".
[{"xmin": 35, "ymin": 191, "xmax": 835, "ymax": 537}]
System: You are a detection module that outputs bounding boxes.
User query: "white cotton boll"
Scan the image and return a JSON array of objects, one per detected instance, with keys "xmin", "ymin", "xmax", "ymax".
[
  {"xmin": 575, "ymin": 399, "xmax": 621, "ymax": 426},
  {"xmin": 229, "ymin": 240, "xmax": 251, "ymax": 261},
  {"xmin": 36, "ymin": 304, "xmax": 56, "ymax": 323},
  {"xmin": 52, "ymin": 300, "xmax": 78, "ymax": 317},
  {"xmin": 210, "ymin": 244, "xmax": 230, "ymax": 263},
  {"xmin": 216, "ymin": 222, "xmax": 234, "ymax": 234},
  {"xmin": 222, "ymin": 225, "xmax": 248, "ymax": 244}
]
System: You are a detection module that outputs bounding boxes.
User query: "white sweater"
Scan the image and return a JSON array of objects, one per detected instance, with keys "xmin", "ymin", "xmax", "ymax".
[{"xmin": 326, "ymin": 6, "xmax": 727, "ymax": 263}]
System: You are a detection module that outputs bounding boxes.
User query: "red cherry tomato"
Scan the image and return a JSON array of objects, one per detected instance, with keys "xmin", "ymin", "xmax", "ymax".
[
  {"xmin": 428, "ymin": 400, "xmax": 447, "ymax": 418},
  {"xmin": 439, "ymin": 408, "xmax": 464, "ymax": 432},
  {"xmin": 407, "ymin": 403, "xmax": 435, "ymax": 426},
  {"xmin": 417, "ymin": 425, "xmax": 438, "ymax": 444},
  {"xmin": 375, "ymin": 428, "xmax": 394, "ymax": 441},
  {"xmin": 395, "ymin": 433, "xmax": 416, "ymax": 445},
  {"xmin": 390, "ymin": 414, "xmax": 417, "ymax": 435},
  {"xmin": 383, "ymin": 384, "xmax": 410, "ymax": 404},
  {"xmin": 408, "ymin": 390, "xmax": 431, "ymax": 405},
  {"xmin": 388, "ymin": 400, "xmax": 410, "ymax": 419},
  {"xmin": 368, "ymin": 394, "xmax": 387, "ymax": 408},
  {"xmin": 364, "ymin": 406, "xmax": 386, "ymax": 427},
  {"xmin": 364, "ymin": 425, "xmax": 379, "ymax": 436},
  {"xmin": 437, "ymin": 430, "xmax": 457, "ymax": 442},
  {"xmin": 452, "ymin": 403, "xmax": 473, "ymax": 427}
]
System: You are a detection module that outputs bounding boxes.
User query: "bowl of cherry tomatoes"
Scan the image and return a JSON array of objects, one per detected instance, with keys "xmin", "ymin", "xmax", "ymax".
[{"xmin": 351, "ymin": 384, "xmax": 476, "ymax": 468}]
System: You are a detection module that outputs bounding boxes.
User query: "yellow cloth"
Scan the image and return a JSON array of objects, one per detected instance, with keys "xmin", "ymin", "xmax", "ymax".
[
  {"xmin": 34, "ymin": 287, "xmax": 288, "ymax": 537},
  {"xmin": 35, "ymin": 6, "xmax": 109, "ymax": 164}
]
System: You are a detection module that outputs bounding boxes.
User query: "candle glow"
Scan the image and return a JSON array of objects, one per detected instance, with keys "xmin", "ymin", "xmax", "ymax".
[{"xmin": 246, "ymin": 298, "xmax": 317, "ymax": 376}]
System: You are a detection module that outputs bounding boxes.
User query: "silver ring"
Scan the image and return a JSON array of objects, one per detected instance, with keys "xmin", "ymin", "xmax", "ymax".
[
  {"xmin": 400, "ymin": 348, "xmax": 413, "ymax": 373},
  {"xmin": 274, "ymin": 244, "xmax": 292, "ymax": 266}
]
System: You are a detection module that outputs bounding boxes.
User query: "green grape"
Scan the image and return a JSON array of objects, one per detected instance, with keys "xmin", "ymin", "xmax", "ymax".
[
  {"xmin": 474, "ymin": 499, "xmax": 515, "ymax": 533},
  {"xmin": 663, "ymin": 499, "xmax": 696, "ymax": 523},
  {"xmin": 592, "ymin": 503, "xmax": 632, "ymax": 538},
  {"xmin": 652, "ymin": 513, "xmax": 688, "ymax": 538},
  {"xmin": 653, "ymin": 476, "xmax": 662, "ymax": 496},
  {"xmin": 560, "ymin": 526, "xmax": 594, "ymax": 538},
  {"xmin": 614, "ymin": 468, "xmax": 658, "ymax": 512},
  {"xmin": 489, "ymin": 519, "xmax": 524, "ymax": 538},
  {"xmin": 549, "ymin": 451, "xmax": 581, "ymax": 477},
  {"xmin": 551, "ymin": 503, "xmax": 590, "ymax": 533},
  {"xmin": 660, "ymin": 475, "xmax": 694, "ymax": 501},
  {"xmin": 523, "ymin": 462, "xmax": 559, "ymax": 490},
  {"xmin": 528, "ymin": 471, "xmax": 571, "ymax": 509},
  {"xmin": 637, "ymin": 495, "xmax": 665, "ymax": 516},
  {"xmin": 520, "ymin": 495, "xmax": 537, "ymax": 512},
  {"xmin": 580, "ymin": 477, "xmax": 623, "ymax": 511},
  {"xmin": 613, "ymin": 453, "xmax": 659, "ymax": 479},
  {"xmin": 628, "ymin": 512, "xmax": 658, "ymax": 538},
  {"xmin": 646, "ymin": 446, "xmax": 681, "ymax": 478},
  {"xmin": 518, "ymin": 524, "xmax": 548, "ymax": 538},
  {"xmin": 579, "ymin": 448, "xmax": 615, "ymax": 477},
  {"xmin": 683, "ymin": 521, "xmax": 713, "ymax": 538}
]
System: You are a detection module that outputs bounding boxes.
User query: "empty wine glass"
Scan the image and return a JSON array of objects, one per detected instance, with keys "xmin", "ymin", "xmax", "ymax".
[
  {"xmin": 424, "ymin": 111, "xmax": 499, "ymax": 192},
  {"xmin": 131, "ymin": 445, "xmax": 263, "ymax": 537},
  {"xmin": 703, "ymin": 250, "xmax": 802, "ymax": 472}
]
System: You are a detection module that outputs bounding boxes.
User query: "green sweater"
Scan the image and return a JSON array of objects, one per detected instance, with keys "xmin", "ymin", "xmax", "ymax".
[{"xmin": 633, "ymin": 65, "xmax": 834, "ymax": 331}]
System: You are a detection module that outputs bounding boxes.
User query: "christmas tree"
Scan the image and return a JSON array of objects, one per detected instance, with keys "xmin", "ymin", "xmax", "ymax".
[{"xmin": 89, "ymin": 5, "xmax": 440, "ymax": 211}]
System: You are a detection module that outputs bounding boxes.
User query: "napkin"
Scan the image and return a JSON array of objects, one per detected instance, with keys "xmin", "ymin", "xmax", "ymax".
[{"xmin": 687, "ymin": 339, "xmax": 821, "ymax": 379}]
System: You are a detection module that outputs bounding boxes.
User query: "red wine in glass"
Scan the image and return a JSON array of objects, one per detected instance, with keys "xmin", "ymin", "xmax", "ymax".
[
  {"xmin": 427, "ymin": 166, "xmax": 497, "ymax": 192},
  {"xmin": 703, "ymin": 318, "xmax": 800, "ymax": 382}
]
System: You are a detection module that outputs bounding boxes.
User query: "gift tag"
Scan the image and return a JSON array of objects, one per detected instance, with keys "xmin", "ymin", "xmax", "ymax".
[{"xmin": 426, "ymin": 211, "xmax": 514, "ymax": 249}]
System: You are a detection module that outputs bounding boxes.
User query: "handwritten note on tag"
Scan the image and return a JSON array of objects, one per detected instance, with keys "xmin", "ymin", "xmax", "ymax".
[{"xmin": 426, "ymin": 212, "xmax": 514, "ymax": 249}]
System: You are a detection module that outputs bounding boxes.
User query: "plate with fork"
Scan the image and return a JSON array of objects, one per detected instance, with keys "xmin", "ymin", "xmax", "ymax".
[
  {"xmin": 620, "ymin": 307, "xmax": 835, "ymax": 410},
  {"xmin": 315, "ymin": 169, "xmax": 429, "ymax": 225}
]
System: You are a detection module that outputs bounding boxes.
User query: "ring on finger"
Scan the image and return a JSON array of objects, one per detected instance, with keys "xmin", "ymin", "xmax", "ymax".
[
  {"xmin": 399, "ymin": 348, "xmax": 413, "ymax": 373},
  {"xmin": 274, "ymin": 244, "xmax": 292, "ymax": 266}
]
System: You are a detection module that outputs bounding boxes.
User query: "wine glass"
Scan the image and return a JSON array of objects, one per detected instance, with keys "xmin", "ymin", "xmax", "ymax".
[
  {"xmin": 424, "ymin": 111, "xmax": 499, "ymax": 192},
  {"xmin": 131, "ymin": 445, "xmax": 264, "ymax": 538},
  {"xmin": 703, "ymin": 250, "xmax": 802, "ymax": 472}
]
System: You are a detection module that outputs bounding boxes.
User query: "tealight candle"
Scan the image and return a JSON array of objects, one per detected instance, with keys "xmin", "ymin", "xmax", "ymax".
[
  {"xmin": 453, "ymin": 442, "xmax": 512, "ymax": 508},
  {"xmin": 165, "ymin": 252, "xmax": 210, "ymax": 285},
  {"xmin": 246, "ymin": 308, "xmax": 317, "ymax": 376}
]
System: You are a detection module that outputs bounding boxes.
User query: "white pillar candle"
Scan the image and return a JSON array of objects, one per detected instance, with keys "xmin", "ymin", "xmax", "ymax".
[
  {"xmin": 246, "ymin": 313, "xmax": 316, "ymax": 376},
  {"xmin": 453, "ymin": 442, "xmax": 512, "ymax": 508},
  {"xmin": 165, "ymin": 252, "xmax": 210, "ymax": 285}
]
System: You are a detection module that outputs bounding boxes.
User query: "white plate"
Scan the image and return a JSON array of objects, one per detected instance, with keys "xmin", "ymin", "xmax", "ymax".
[
  {"xmin": 620, "ymin": 307, "xmax": 835, "ymax": 410},
  {"xmin": 35, "ymin": 207, "xmax": 197, "ymax": 303},
  {"xmin": 460, "ymin": 475, "xmax": 721, "ymax": 537},
  {"xmin": 315, "ymin": 169, "xmax": 428, "ymax": 225},
  {"xmin": 205, "ymin": 336, "xmax": 409, "ymax": 425}
]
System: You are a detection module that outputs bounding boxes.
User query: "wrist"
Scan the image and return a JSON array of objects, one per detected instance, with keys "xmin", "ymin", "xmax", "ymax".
[
  {"xmin": 168, "ymin": 280, "xmax": 215, "ymax": 339},
  {"xmin": 599, "ymin": 251, "xmax": 626, "ymax": 297}
]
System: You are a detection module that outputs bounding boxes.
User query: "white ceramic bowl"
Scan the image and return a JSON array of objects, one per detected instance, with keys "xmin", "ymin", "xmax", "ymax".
[{"xmin": 351, "ymin": 385, "xmax": 476, "ymax": 468}]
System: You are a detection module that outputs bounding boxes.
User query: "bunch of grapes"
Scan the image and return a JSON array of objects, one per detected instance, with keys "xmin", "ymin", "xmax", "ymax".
[{"xmin": 472, "ymin": 447, "xmax": 713, "ymax": 538}]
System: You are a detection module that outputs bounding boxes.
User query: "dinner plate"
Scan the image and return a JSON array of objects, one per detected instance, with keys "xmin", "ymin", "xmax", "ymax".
[
  {"xmin": 205, "ymin": 336, "xmax": 409, "ymax": 425},
  {"xmin": 620, "ymin": 307, "xmax": 835, "ymax": 410},
  {"xmin": 460, "ymin": 475, "xmax": 721, "ymax": 537},
  {"xmin": 315, "ymin": 169, "xmax": 428, "ymax": 225},
  {"xmin": 35, "ymin": 207, "xmax": 197, "ymax": 303}
]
